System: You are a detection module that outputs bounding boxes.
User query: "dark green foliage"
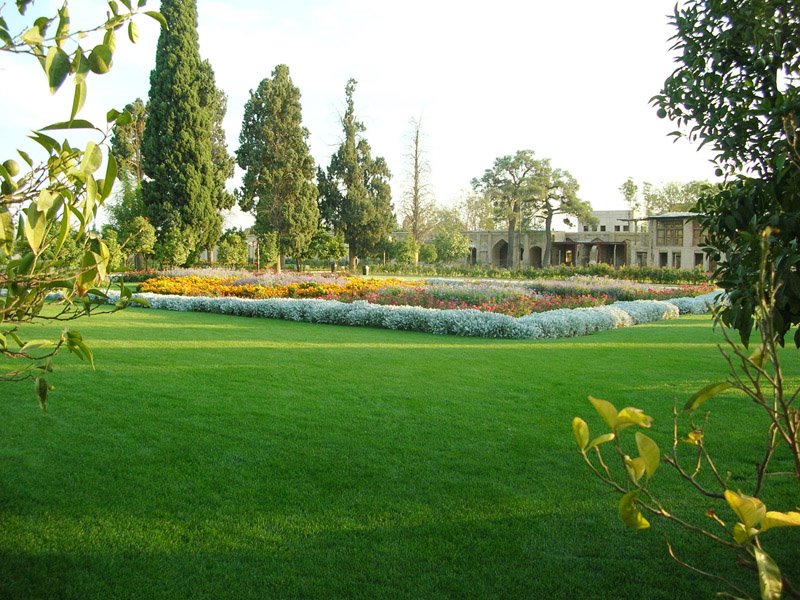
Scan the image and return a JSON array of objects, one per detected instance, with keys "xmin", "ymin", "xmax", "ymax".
[
  {"xmin": 197, "ymin": 59, "xmax": 235, "ymax": 255},
  {"xmin": 237, "ymin": 65, "xmax": 319, "ymax": 272},
  {"xmin": 141, "ymin": 0, "xmax": 215, "ymax": 265},
  {"xmin": 653, "ymin": 0, "xmax": 800, "ymax": 346},
  {"xmin": 319, "ymin": 79, "xmax": 395, "ymax": 263},
  {"xmin": 641, "ymin": 180, "xmax": 711, "ymax": 215}
]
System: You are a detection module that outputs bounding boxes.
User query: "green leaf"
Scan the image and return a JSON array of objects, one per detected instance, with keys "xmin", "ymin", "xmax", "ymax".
[
  {"xmin": 128, "ymin": 20, "xmax": 139, "ymax": 43},
  {"xmin": 684, "ymin": 382, "xmax": 733, "ymax": 412},
  {"xmin": 88, "ymin": 44, "xmax": 113, "ymax": 74},
  {"xmin": 572, "ymin": 417, "xmax": 589, "ymax": 450},
  {"xmin": 70, "ymin": 78, "xmax": 87, "ymax": 119},
  {"xmin": 754, "ymin": 547, "xmax": 782, "ymax": 600},
  {"xmin": 80, "ymin": 142, "xmax": 103, "ymax": 174},
  {"xmin": 34, "ymin": 377, "xmax": 50, "ymax": 412},
  {"xmin": 65, "ymin": 330, "xmax": 95, "ymax": 369},
  {"xmin": 635, "ymin": 432, "xmax": 660, "ymax": 478},
  {"xmin": 619, "ymin": 491, "xmax": 650, "ymax": 530},
  {"xmin": 115, "ymin": 110, "xmax": 133, "ymax": 126},
  {"xmin": 40, "ymin": 119, "xmax": 95, "ymax": 131},
  {"xmin": 22, "ymin": 205, "xmax": 46, "ymax": 254},
  {"xmin": 45, "ymin": 46, "xmax": 70, "ymax": 93},
  {"xmin": 120, "ymin": 0, "xmax": 132, "ymax": 10},
  {"xmin": 17, "ymin": 150, "xmax": 33, "ymax": 167},
  {"xmin": 100, "ymin": 155, "xmax": 117, "ymax": 199},
  {"xmin": 106, "ymin": 108, "xmax": 121, "ymax": 122},
  {"xmin": 53, "ymin": 208, "xmax": 71, "ymax": 255},
  {"xmin": 589, "ymin": 396, "xmax": 617, "ymax": 430},
  {"xmin": 145, "ymin": 11, "xmax": 168, "ymax": 29}
]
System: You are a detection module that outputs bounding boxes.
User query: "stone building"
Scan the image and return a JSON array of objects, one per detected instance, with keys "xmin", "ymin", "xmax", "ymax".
[{"xmin": 464, "ymin": 210, "xmax": 712, "ymax": 270}]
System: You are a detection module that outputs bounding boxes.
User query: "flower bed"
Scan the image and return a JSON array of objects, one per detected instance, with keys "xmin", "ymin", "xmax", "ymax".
[
  {"xmin": 107, "ymin": 289, "xmax": 722, "ymax": 340},
  {"xmin": 140, "ymin": 274, "xmax": 714, "ymax": 318}
]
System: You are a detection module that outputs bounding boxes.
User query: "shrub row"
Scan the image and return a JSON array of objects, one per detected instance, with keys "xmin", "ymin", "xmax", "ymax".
[
  {"xmin": 107, "ymin": 290, "xmax": 721, "ymax": 340},
  {"xmin": 370, "ymin": 262, "xmax": 712, "ymax": 284}
]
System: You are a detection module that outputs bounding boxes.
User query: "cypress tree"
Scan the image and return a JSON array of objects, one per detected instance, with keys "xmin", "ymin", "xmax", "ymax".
[
  {"xmin": 141, "ymin": 0, "xmax": 215, "ymax": 265},
  {"xmin": 319, "ymin": 79, "xmax": 395, "ymax": 267},
  {"xmin": 237, "ymin": 64, "xmax": 319, "ymax": 272}
]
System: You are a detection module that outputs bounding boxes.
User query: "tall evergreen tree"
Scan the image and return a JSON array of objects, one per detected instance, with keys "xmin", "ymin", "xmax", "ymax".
[
  {"xmin": 236, "ymin": 64, "xmax": 319, "ymax": 272},
  {"xmin": 141, "ymin": 0, "xmax": 215, "ymax": 265},
  {"xmin": 198, "ymin": 59, "xmax": 235, "ymax": 257},
  {"xmin": 319, "ymin": 79, "xmax": 395, "ymax": 266}
]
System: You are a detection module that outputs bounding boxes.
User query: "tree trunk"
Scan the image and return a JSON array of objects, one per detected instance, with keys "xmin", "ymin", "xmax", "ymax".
[
  {"xmin": 276, "ymin": 253, "xmax": 283, "ymax": 274},
  {"xmin": 507, "ymin": 215, "xmax": 516, "ymax": 269},
  {"xmin": 349, "ymin": 248, "xmax": 358, "ymax": 272},
  {"xmin": 543, "ymin": 214, "xmax": 553, "ymax": 266}
]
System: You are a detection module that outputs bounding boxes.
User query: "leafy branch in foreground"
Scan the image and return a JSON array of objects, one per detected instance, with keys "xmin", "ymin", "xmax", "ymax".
[
  {"xmin": 1, "ymin": 1, "xmax": 160, "ymax": 408},
  {"xmin": 573, "ymin": 230, "xmax": 800, "ymax": 600}
]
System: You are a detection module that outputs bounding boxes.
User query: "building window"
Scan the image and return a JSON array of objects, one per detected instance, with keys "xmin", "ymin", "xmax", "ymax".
[
  {"xmin": 656, "ymin": 220, "xmax": 683, "ymax": 246},
  {"xmin": 636, "ymin": 252, "xmax": 647, "ymax": 267},
  {"xmin": 659, "ymin": 252, "xmax": 668, "ymax": 267},
  {"xmin": 614, "ymin": 225, "xmax": 620, "ymax": 232},
  {"xmin": 583, "ymin": 226, "xmax": 589, "ymax": 232},
  {"xmin": 623, "ymin": 225, "xmax": 630, "ymax": 232},
  {"xmin": 600, "ymin": 225, "xmax": 606, "ymax": 232},
  {"xmin": 672, "ymin": 252, "xmax": 682, "ymax": 269},
  {"xmin": 692, "ymin": 222, "xmax": 704, "ymax": 246},
  {"xmin": 694, "ymin": 253, "xmax": 704, "ymax": 268}
]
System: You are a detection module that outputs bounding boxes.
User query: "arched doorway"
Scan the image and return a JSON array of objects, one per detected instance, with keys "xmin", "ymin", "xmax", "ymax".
[{"xmin": 491, "ymin": 239, "xmax": 509, "ymax": 267}]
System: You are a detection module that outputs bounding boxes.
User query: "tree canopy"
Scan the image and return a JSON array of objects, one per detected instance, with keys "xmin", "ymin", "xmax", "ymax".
[
  {"xmin": 471, "ymin": 150, "xmax": 540, "ymax": 269},
  {"xmin": 318, "ymin": 79, "xmax": 395, "ymax": 265},
  {"xmin": 236, "ymin": 64, "xmax": 319, "ymax": 272},
  {"xmin": 141, "ymin": 0, "xmax": 216, "ymax": 266},
  {"xmin": 653, "ymin": 0, "xmax": 800, "ymax": 346}
]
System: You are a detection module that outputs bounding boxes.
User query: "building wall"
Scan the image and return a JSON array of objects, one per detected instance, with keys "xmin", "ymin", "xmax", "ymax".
[{"xmin": 463, "ymin": 211, "xmax": 711, "ymax": 270}]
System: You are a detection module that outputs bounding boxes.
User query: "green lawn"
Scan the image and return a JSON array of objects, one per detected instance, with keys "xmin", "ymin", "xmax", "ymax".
[{"xmin": 1, "ymin": 309, "xmax": 798, "ymax": 599}]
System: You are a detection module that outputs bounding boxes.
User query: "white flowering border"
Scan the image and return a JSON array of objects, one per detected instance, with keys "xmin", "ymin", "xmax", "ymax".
[{"xmin": 106, "ymin": 290, "xmax": 722, "ymax": 340}]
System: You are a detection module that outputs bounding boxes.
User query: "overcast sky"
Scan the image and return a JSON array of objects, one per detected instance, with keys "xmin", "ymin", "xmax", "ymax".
[{"xmin": 0, "ymin": 0, "xmax": 715, "ymax": 228}]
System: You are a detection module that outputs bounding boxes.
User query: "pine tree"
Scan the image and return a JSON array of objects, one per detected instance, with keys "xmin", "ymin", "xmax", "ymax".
[
  {"xmin": 141, "ymin": 0, "xmax": 215, "ymax": 265},
  {"xmin": 320, "ymin": 79, "xmax": 395, "ymax": 267},
  {"xmin": 237, "ymin": 65, "xmax": 319, "ymax": 273}
]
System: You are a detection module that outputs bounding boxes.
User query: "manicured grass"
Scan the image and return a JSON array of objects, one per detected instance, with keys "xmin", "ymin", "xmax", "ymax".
[{"xmin": 1, "ymin": 309, "xmax": 798, "ymax": 599}]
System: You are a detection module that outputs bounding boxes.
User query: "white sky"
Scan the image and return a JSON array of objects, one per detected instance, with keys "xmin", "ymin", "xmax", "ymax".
[{"xmin": 0, "ymin": 0, "xmax": 715, "ymax": 229}]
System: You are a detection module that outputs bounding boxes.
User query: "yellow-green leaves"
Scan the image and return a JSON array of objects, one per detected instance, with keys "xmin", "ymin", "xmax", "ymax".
[
  {"xmin": 589, "ymin": 396, "xmax": 653, "ymax": 432},
  {"xmin": 572, "ymin": 417, "xmax": 589, "ymax": 450},
  {"xmin": 635, "ymin": 432, "xmax": 660, "ymax": 478},
  {"xmin": 684, "ymin": 381, "xmax": 733, "ymax": 413},
  {"xmin": 755, "ymin": 547, "xmax": 782, "ymax": 600},
  {"xmin": 761, "ymin": 511, "xmax": 800, "ymax": 532},
  {"xmin": 589, "ymin": 396, "xmax": 618, "ymax": 429},
  {"xmin": 572, "ymin": 416, "xmax": 615, "ymax": 452},
  {"xmin": 619, "ymin": 491, "xmax": 650, "ymax": 530},
  {"xmin": 725, "ymin": 490, "xmax": 766, "ymax": 531}
]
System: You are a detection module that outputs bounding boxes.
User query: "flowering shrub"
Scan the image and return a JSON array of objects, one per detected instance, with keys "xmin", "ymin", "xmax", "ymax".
[{"xmin": 104, "ymin": 290, "xmax": 722, "ymax": 340}]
